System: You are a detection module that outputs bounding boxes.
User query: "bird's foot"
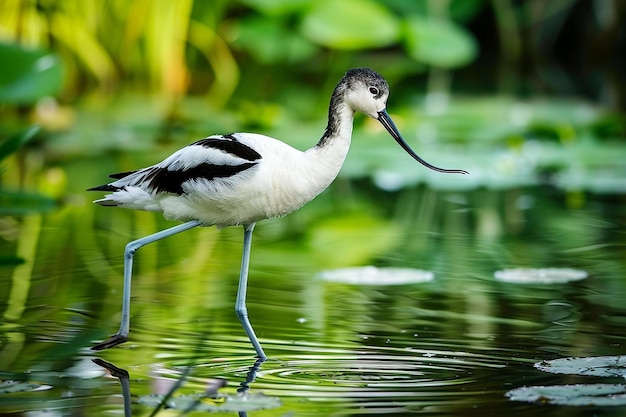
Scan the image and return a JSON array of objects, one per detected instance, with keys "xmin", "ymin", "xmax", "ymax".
[
  {"xmin": 91, "ymin": 333, "xmax": 129, "ymax": 350},
  {"xmin": 92, "ymin": 358, "xmax": 129, "ymax": 378}
]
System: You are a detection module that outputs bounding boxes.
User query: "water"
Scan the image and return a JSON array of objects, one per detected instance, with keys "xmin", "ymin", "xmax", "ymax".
[{"xmin": 1, "ymin": 179, "xmax": 625, "ymax": 415}]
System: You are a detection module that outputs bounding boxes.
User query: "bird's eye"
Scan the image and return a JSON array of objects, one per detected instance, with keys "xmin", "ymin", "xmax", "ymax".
[{"xmin": 369, "ymin": 86, "xmax": 379, "ymax": 95}]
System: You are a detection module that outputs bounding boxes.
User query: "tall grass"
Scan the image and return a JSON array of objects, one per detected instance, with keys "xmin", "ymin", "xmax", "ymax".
[{"xmin": 0, "ymin": 0, "xmax": 236, "ymax": 104}]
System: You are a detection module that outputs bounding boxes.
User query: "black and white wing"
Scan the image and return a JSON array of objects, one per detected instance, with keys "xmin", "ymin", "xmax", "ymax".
[{"xmin": 89, "ymin": 134, "xmax": 262, "ymax": 199}]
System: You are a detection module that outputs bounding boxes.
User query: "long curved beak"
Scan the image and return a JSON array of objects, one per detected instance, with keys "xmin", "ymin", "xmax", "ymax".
[{"xmin": 378, "ymin": 110, "xmax": 468, "ymax": 175}]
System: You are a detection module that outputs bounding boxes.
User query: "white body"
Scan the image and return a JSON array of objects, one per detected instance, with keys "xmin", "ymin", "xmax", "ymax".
[
  {"xmin": 96, "ymin": 102, "xmax": 356, "ymax": 227},
  {"xmin": 90, "ymin": 68, "xmax": 463, "ymax": 230}
]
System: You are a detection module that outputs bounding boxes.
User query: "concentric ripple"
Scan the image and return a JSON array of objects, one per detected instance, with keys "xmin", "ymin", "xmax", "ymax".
[
  {"xmin": 257, "ymin": 352, "xmax": 499, "ymax": 393},
  {"xmin": 167, "ymin": 337, "xmax": 527, "ymax": 414}
]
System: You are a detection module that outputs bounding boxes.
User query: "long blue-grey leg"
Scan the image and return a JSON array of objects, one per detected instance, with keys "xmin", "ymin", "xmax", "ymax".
[
  {"xmin": 92, "ymin": 220, "xmax": 202, "ymax": 350},
  {"xmin": 235, "ymin": 223, "xmax": 267, "ymax": 360}
]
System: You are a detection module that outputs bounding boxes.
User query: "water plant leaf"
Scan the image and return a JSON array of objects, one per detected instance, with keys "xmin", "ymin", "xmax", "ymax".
[
  {"xmin": 404, "ymin": 16, "xmax": 477, "ymax": 67},
  {"xmin": 300, "ymin": 0, "xmax": 400, "ymax": 50},
  {"xmin": 318, "ymin": 266, "xmax": 434, "ymax": 285},
  {"xmin": 506, "ymin": 384, "xmax": 626, "ymax": 406},
  {"xmin": 0, "ymin": 43, "xmax": 62, "ymax": 104},
  {"xmin": 494, "ymin": 268, "xmax": 588, "ymax": 284},
  {"xmin": 535, "ymin": 356, "xmax": 626, "ymax": 379},
  {"xmin": 0, "ymin": 380, "xmax": 51, "ymax": 394},
  {"xmin": 137, "ymin": 392, "xmax": 281, "ymax": 412}
]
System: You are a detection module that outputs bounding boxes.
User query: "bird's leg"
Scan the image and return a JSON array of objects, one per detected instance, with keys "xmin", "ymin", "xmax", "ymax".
[
  {"xmin": 235, "ymin": 223, "xmax": 267, "ymax": 361},
  {"xmin": 92, "ymin": 220, "xmax": 202, "ymax": 350}
]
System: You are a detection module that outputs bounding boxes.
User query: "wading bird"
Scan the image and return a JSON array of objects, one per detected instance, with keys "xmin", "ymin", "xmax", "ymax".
[{"xmin": 89, "ymin": 68, "xmax": 467, "ymax": 359}]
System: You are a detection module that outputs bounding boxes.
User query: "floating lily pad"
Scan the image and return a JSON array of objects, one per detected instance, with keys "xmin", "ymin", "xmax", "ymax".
[
  {"xmin": 317, "ymin": 266, "xmax": 434, "ymax": 285},
  {"xmin": 494, "ymin": 268, "xmax": 588, "ymax": 284},
  {"xmin": 0, "ymin": 380, "xmax": 51, "ymax": 394},
  {"xmin": 506, "ymin": 384, "xmax": 626, "ymax": 406},
  {"xmin": 137, "ymin": 392, "xmax": 281, "ymax": 412},
  {"xmin": 535, "ymin": 356, "xmax": 626, "ymax": 379}
]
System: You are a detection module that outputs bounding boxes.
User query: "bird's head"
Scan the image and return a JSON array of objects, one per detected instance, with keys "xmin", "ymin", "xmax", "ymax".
[
  {"xmin": 342, "ymin": 68, "xmax": 468, "ymax": 175},
  {"xmin": 343, "ymin": 68, "xmax": 390, "ymax": 119}
]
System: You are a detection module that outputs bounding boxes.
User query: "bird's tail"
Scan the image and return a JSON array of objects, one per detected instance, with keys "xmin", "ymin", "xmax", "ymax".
[{"xmin": 92, "ymin": 197, "xmax": 120, "ymax": 207}]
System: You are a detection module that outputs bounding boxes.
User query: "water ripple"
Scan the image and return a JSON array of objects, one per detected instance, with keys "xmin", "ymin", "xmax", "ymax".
[{"xmin": 170, "ymin": 336, "xmax": 523, "ymax": 414}]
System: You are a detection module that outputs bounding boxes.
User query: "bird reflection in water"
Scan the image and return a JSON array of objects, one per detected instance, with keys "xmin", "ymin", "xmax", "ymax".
[{"xmin": 93, "ymin": 357, "xmax": 273, "ymax": 416}]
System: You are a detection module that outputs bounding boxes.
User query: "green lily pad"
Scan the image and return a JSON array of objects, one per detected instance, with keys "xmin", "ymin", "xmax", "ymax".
[
  {"xmin": 318, "ymin": 266, "xmax": 434, "ymax": 285},
  {"xmin": 137, "ymin": 392, "xmax": 281, "ymax": 412},
  {"xmin": 506, "ymin": 384, "xmax": 626, "ymax": 406},
  {"xmin": 494, "ymin": 268, "xmax": 588, "ymax": 284},
  {"xmin": 535, "ymin": 356, "xmax": 626, "ymax": 379},
  {"xmin": 0, "ymin": 380, "xmax": 51, "ymax": 394}
]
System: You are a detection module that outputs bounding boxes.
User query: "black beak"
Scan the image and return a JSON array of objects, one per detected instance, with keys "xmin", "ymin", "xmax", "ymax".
[{"xmin": 378, "ymin": 110, "xmax": 468, "ymax": 175}]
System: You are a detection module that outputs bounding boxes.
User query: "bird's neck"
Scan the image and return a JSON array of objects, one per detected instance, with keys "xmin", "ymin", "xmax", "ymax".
[
  {"xmin": 297, "ymin": 94, "xmax": 354, "ymax": 194},
  {"xmin": 273, "ymin": 88, "xmax": 354, "ymax": 211},
  {"xmin": 316, "ymin": 93, "xmax": 355, "ymax": 149}
]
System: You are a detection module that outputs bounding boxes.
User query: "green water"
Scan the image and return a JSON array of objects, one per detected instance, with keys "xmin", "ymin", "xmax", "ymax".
[{"xmin": 1, "ymin": 166, "xmax": 624, "ymax": 416}]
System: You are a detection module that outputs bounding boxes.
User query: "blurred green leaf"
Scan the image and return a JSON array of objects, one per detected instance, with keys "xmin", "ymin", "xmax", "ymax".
[
  {"xmin": 0, "ymin": 43, "xmax": 63, "ymax": 104},
  {"xmin": 0, "ymin": 126, "xmax": 40, "ymax": 162},
  {"xmin": 385, "ymin": 0, "xmax": 486, "ymax": 21},
  {"xmin": 0, "ymin": 190, "xmax": 56, "ymax": 215},
  {"xmin": 300, "ymin": 0, "xmax": 400, "ymax": 50},
  {"xmin": 448, "ymin": 0, "xmax": 487, "ymax": 22},
  {"xmin": 240, "ymin": 0, "xmax": 312, "ymax": 16},
  {"xmin": 404, "ymin": 16, "xmax": 477, "ymax": 67},
  {"xmin": 233, "ymin": 16, "xmax": 317, "ymax": 64}
]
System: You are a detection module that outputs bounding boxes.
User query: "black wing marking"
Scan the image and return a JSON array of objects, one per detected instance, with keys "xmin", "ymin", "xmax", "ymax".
[
  {"xmin": 191, "ymin": 135, "xmax": 262, "ymax": 162},
  {"xmin": 88, "ymin": 134, "xmax": 262, "ymax": 194},
  {"xmin": 143, "ymin": 162, "xmax": 257, "ymax": 194},
  {"xmin": 109, "ymin": 170, "xmax": 137, "ymax": 179},
  {"xmin": 88, "ymin": 183, "xmax": 121, "ymax": 192},
  {"xmin": 87, "ymin": 171, "xmax": 136, "ymax": 191}
]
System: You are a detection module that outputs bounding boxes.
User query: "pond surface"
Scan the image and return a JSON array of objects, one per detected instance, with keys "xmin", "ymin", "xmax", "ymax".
[{"xmin": 1, "ymin": 155, "xmax": 625, "ymax": 416}]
